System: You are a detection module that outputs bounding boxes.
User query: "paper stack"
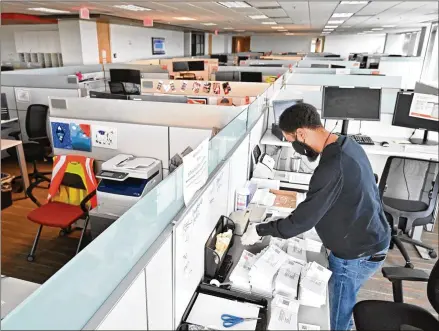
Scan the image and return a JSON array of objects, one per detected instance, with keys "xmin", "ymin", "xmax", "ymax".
[
  {"xmin": 249, "ymin": 246, "xmax": 290, "ymax": 297},
  {"xmin": 274, "ymin": 259, "xmax": 302, "ymax": 299},
  {"xmin": 304, "ymin": 238, "xmax": 322, "ymax": 253},
  {"xmin": 268, "ymin": 295, "xmax": 300, "ymax": 330},
  {"xmin": 299, "ymin": 262, "xmax": 332, "ymax": 308},
  {"xmin": 229, "ymin": 250, "xmax": 257, "ymax": 293},
  {"xmin": 287, "ymin": 237, "xmax": 307, "ymax": 264},
  {"xmin": 298, "ymin": 323, "xmax": 321, "ymax": 330},
  {"xmin": 269, "ymin": 237, "xmax": 287, "ymax": 251},
  {"xmin": 302, "ymin": 227, "xmax": 321, "ymax": 243}
]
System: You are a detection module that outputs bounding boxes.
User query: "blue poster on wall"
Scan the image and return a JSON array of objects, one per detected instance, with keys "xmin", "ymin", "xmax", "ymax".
[
  {"xmin": 152, "ymin": 37, "xmax": 165, "ymax": 55},
  {"xmin": 70, "ymin": 123, "xmax": 92, "ymax": 152},
  {"xmin": 51, "ymin": 122, "xmax": 72, "ymax": 150}
]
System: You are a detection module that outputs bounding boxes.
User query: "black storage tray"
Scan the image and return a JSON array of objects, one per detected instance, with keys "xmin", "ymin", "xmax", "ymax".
[
  {"xmin": 178, "ymin": 284, "xmax": 268, "ymax": 330},
  {"xmin": 205, "ymin": 215, "xmax": 235, "ymax": 280}
]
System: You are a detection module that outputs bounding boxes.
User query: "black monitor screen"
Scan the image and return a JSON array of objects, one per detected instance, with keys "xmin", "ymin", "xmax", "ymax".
[
  {"xmin": 311, "ymin": 64, "xmax": 329, "ymax": 68},
  {"xmin": 109, "ymin": 69, "xmax": 141, "ymax": 85},
  {"xmin": 331, "ymin": 64, "xmax": 346, "ymax": 69},
  {"xmin": 392, "ymin": 92, "xmax": 438, "ymax": 132},
  {"xmin": 238, "ymin": 56, "xmax": 249, "ymax": 64},
  {"xmin": 240, "ymin": 71, "xmax": 262, "ymax": 82},
  {"xmin": 273, "ymin": 99, "xmax": 303, "ymax": 124},
  {"xmin": 322, "ymin": 86, "xmax": 381, "ymax": 121},
  {"xmin": 188, "ymin": 61, "xmax": 205, "ymax": 71},
  {"xmin": 173, "ymin": 61, "xmax": 189, "ymax": 72},
  {"xmin": 90, "ymin": 91, "xmax": 128, "ymax": 100},
  {"xmin": 216, "ymin": 71, "xmax": 239, "ymax": 82}
]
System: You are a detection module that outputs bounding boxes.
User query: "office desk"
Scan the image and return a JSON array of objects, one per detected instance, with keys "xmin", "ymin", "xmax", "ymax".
[
  {"xmin": 1, "ymin": 117, "xmax": 18, "ymax": 125},
  {"xmin": 1, "ymin": 276, "xmax": 40, "ymax": 319},
  {"xmin": 1, "ymin": 139, "xmax": 30, "ymax": 194}
]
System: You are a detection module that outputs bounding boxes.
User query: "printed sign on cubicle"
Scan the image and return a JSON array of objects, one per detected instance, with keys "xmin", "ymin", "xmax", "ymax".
[{"xmin": 183, "ymin": 138, "xmax": 209, "ymax": 205}]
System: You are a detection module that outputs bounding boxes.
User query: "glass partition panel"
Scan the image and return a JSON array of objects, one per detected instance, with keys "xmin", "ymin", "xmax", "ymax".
[
  {"xmin": 247, "ymin": 95, "xmax": 264, "ymax": 129},
  {"xmin": 1, "ymin": 166, "xmax": 184, "ymax": 330}
]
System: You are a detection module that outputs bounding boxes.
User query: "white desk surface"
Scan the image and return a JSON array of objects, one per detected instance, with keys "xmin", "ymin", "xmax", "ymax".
[
  {"xmin": 1, "ymin": 117, "xmax": 18, "ymax": 125},
  {"xmin": 261, "ymin": 130, "xmax": 438, "ymax": 161},
  {"xmin": 1, "ymin": 139, "xmax": 22, "ymax": 151}
]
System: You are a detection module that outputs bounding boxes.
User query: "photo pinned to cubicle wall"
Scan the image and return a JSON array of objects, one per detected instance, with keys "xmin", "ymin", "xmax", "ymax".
[
  {"xmin": 51, "ymin": 122, "xmax": 72, "ymax": 150},
  {"xmin": 213, "ymin": 83, "xmax": 221, "ymax": 95},
  {"xmin": 222, "ymin": 82, "xmax": 231, "ymax": 95},
  {"xmin": 170, "ymin": 81, "xmax": 176, "ymax": 92},
  {"xmin": 188, "ymin": 97, "xmax": 208, "ymax": 105},
  {"xmin": 181, "ymin": 81, "xmax": 188, "ymax": 92},
  {"xmin": 203, "ymin": 82, "xmax": 211, "ymax": 93},
  {"xmin": 156, "ymin": 80, "xmax": 163, "ymax": 91},
  {"xmin": 92, "ymin": 125, "xmax": 118, "ymax": 150},
  {"xmin": 70, "ymin": 123, "xmax": 92, "ymax": 152},
  {"xmin": 192, "ymin": 82, "xmax": 201, "ymax": 93}
]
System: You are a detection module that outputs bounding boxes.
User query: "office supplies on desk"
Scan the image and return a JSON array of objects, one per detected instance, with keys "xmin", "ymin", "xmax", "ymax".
[
  {"xmin": 298, "ymin": 323, "xmax": 321, "ymax": 330},
  {"xmin": 274, "ymin": 260, "xmax": 302, "ymax": 299},
  {"xmin": 299, "ymin": 262, "xmax": 332, "ymax": 308},
  {"xmin": 229, "ymin": 250, "xmax": 257, "ymax": 293},
  {"xmin": 230, "ymin": 210, "xmax": 250, "ymax": 235},
  {"xmin": 274, "ymin": 170, "xmax": 312, "ymax": 185},
  {"xmin": 268, "ymin": 295, "xmax": 300, "ymax": 330},
  {"xmin": 380, "ymin": 141, "xmax": 389, "ymax": 147},
  {"xmin": 221, "ymin": 314, "xmax": 261, "ymax": 328},
  {"xmin": 250, "ymin": 189, "xmax": 276, "ymax": 207},
  {"xmin": 186, "ymin": 293, "xmax": 261, "ymax": 330},
  {"xmin": 287, "ymin": 238, "xmax": 307, "ymax": 264},
  {"xmin": 96, "ymin": 154, "xmax": 162, "ymax": 217}
]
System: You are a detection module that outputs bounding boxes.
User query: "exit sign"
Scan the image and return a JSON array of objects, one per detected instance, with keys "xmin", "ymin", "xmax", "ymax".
[
  {"xmin": 143, "ymin": 18, "xmax": 153, "ymax": 27},
  {"xmin": 79, "ymin": 7, "xmax": 89, "ymax": 20}
]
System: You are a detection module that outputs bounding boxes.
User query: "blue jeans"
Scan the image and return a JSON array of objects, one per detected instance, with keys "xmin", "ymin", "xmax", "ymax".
[{"xmin": 328, "ymin": 248, "xmax": 388, "ymax": 330}]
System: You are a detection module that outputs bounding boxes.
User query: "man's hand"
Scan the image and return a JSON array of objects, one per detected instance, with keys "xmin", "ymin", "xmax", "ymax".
[{"xmin": 241, "ymin": 223, "xmax": 262, "ymax": 246}]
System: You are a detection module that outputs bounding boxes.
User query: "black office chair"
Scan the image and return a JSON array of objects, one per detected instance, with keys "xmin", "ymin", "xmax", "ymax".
[
  {"xmin": 378, "ymin": 156, "xmax": 438, "ymax": 268},
  {"xmin": 353, "ymin": 259, "xmax": 439, "ymax": 330},
  {"xmin": 8, "ymin": 104, "xmax": 52, "ymax": 190}
]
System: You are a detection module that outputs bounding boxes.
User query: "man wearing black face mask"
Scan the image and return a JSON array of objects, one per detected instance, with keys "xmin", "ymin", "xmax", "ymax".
[{"xmin": 241, "ymin": 103, "xmax": 390, "ymax": 331}]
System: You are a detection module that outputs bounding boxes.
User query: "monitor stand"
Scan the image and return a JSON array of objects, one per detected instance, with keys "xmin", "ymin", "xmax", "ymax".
[
  {"xmin": 409, "ymin": 130, "xmax": 438, "ymax": 146},
  {"xmin": 341, "ymin": 120, "xmax": 349, "ymax": 136}
]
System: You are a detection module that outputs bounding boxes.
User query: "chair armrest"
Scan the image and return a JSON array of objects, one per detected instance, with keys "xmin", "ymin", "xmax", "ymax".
[
  {"xmin": 8, "ymin": 131, "xmax": 21, "ymax": 140},
  {"xmin": 80, "ymin": 190, "xmax": 96, "ymax": 213},
  {"xmin": 382, "ymin": 266, "xmax": 429, "ymax": 282},
  {"xmin": 26, "ymin": 177, "xmax": 51, "ymax": 207}
]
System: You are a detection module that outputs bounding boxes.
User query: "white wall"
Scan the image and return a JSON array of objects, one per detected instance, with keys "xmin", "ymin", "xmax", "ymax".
[
  {"xmin": 384, "ymin": 34, "xmax": 405, "ymax": 54},
  {"xmin": 79, "ymin": 21, "xmax": 99, "ymax": 65},
  {"xmin": 250, "ymin": 35, "xmax": 312, "ymax": 53},
  {"xmin": 212, "ymin": 34, "xmax": 226, "ymax": 54},
  {"xmin": 324, "ymin": 34, "xmax": 386, "ymax": 58},
  {"xmin": 184, "ymin": 32, "xmax": 191, "ymax": 56},
  {"xmin": 110, "ymin": 24, "xmax": 184, "ymax": 62},
  {"xmin": 58, "ymin": 20, "xmax": 83, "ymax": 65},
  {"xmin": 0, "ymin": 24, "xmax": 60, "ymax": 63}
]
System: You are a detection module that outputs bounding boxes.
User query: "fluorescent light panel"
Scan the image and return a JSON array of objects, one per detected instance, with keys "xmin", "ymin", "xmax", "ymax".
[
  {"xmin": 271, "ymin": 26, "xmax": 285, "ymax": 29},
  {"xmin": 332, "ymin": 13, "xmax": 354, "ymax": 18},
  {"xmin": 372, "ymin": 28, "xmax": 383, "ymax": 31},
  {"xmin": 202, "ymin": 23, "xmax": 217, "ymax": 26},
  {"xmin": 223, "ymin": 27, "xmax": 234, "ymax": 30},
  {"xmin": 328, "ymin": 20, "xmax": 344, "ymax": 24},
  {"xmin": 285, "ymin": 33, "xmax": 295, "ymax": 35},
  {"xmin": 28, "ymin": 7, "xmax": 70, "ymax": 13},
  {"xmin": 113, "ymin": 4, "xmax": 151, "ymax": 11},
  {"xmin": 340, "ymin": 1, "xmax": 369, "ymax": 4},
  {"xmin": 325, "ymin": 25, "xmax": 338, "ymax": 29},
  {"xmin": 218, "ymin": 2, "xmax": 251, "ymax": 8},
  {"xmin": 249, "ymin": 15, "xmax": 268, "ymax": 19},
  {"xmin": 174, "ymin": 17, "xmax": 196, "ymax": 21},
  {"xmin": 262, "ymin": 21, "xmax": 277, "ymax": 25},
  {"xmin": 235, "ymin": 29, "xmax": 246, "ymax": 32},
  {"xmin": 382, "ymin": 25, "xmax": 396, "ymax": 28}
]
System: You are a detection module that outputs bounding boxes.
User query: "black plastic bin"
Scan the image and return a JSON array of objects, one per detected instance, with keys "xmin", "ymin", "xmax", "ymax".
[
  {"xmin": 1, "ymin": 173, "xmax": 13, "ymax": 210},
  {"xmin": 205, "ymin": 215, "xmax": 235, "ymax": 281}
]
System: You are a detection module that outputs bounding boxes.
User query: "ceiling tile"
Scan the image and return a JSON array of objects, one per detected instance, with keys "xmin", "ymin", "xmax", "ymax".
[
  {"xmin": 248, "ymin": 1, "xmax": 281, "ymax": 8},
  {"xmin": 355, "ymin": 1, "xmax": 401, "ymax": 16},
  {"xmin": 260, "ymin": 8, "xmax": 287, "ymax": 17},
  {"xmin": 275, "ymin": 17, "xmax": 294, "ymax": 24},
  {"xmin": 333, "ymin": 2, "xmax": 368, "ymax": 14}
]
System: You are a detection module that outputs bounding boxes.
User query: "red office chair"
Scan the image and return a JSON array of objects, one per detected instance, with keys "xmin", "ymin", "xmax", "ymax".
[{"xmin": 26, "ymin": 155, "xmax": 98, "ymax": 262}]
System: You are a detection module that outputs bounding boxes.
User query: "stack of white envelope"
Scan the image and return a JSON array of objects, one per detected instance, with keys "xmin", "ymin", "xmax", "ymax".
[
  {"xmin": 299, "ymin": 262, "xmax": 332, "ymax": 308},
  {"xmin": 229, "ymin": 250, "xmax": 257, "ymax": 293},
  {"xmin": 268, "ymin": 295, "xmax": 300, "ymax": 330},
  {"xmin": 304, "ymin": 238, "xmax": 323, "ymax": 253},
  {"xmin": 249, "ymin": 246, "xmax": 290, "ymax": 297},
  {"xmin": 287, "ymin": 237, "xmax": 308, "ymax": 264},
  {"xmin": 274, "ymin": 259, "xmax": 303, "ymax": 299},
  {"xmin": 269, "ymin": 237, "xmax": 287, "ymax": 251},
  {"xmin": 302, "ymin": 227, "xmax": 322, "ymax": 243}
]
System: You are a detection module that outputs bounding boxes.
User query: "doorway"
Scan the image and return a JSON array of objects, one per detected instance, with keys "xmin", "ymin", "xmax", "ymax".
[
  {"xmin": 96, "ymin": 21, "xmax": 112, "ymax": 63},
  {"xmin": 232, "ymin": 36, "xmax": 251, "ymax": 53}
]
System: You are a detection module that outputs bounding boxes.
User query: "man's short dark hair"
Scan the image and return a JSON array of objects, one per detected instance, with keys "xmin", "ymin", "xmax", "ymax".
[{"xmin": 278, "ymin": 102, "xmax": 322, "ymax": 133}]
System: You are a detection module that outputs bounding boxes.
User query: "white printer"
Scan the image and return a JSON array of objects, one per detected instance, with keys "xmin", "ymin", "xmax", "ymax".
[{"xmin": 96, "ymin": 154, "xmax": 162, "ymax": 217}]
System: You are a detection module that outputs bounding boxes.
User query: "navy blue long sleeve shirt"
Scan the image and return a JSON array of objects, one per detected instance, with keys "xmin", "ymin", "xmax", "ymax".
[{"xmin": 257, "ymin": 136, "xmax": 390, "ymax": 259}]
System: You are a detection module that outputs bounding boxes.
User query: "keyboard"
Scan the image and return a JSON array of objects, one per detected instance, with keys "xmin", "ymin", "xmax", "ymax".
[{"xmin": 350, "ymin": 135, "xmax": 374, "ymax": 145}]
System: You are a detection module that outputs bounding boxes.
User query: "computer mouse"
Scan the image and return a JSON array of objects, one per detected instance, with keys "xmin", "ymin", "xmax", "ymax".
[{"xmin": 380, "ymin": 141, "xmax": 389, "ymax": 147}]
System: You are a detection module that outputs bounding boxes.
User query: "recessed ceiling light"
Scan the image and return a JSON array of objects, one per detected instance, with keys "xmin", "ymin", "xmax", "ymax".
[
  {"xmin": 371, "ymin": 28, "xmax": 383, "ymax": 31},
  {"xmin": 174, "ymin": 17, "xmax": 196, "ymax": 21},
  {"xmin": 325, "ymin": 25, "xmax": 338, "ymax": 29},
  {"xmin": 223, "ymin": 27, "xmax": 234, "ymax": 30},
  {"xmin": 249, "ymin": 15, "xmax": 268, "ymax": 19},
  {"xmin": 262, "ymin": 21, "xmax": 277, "ymax": 25},
  {"xmin": 113, "ymin": 4, "xmax": 151, "ymax": 11},
  {"xmin": 28, "ymin": 7, "xmax": 70, "ymax": 14},
  {"xmin": 235, "ymin": 29, "xmax": 246, "ymax": 32},
  {"xmin": 271, "ymin": 26, "xmax": 285, "ymax": 29},
  {"xmin": 322, "ymin": 32, "xmax": 331, "ymax": 34},
  {"xmin": 340, "ymin": 1, "xmax": 369, "ymax": 4},
  {"xmin": 332, "ymin": 13, "xmax": 354, "ymax": 18},
  {"xmin": 382, "ymin": 25, "xmax": 396, "ymax": 28},
  {"xmin": 324, "ymin": 29, "xmax": 334, "ymax": 31},
  {"xmin": 343, "ymin": 25, "xmax": 352, "ymax": 28},
  {"xmin": 218, "ymin": 2, "xmax": 251, "ymax": 8},
  {"xmin": 328, "ymin": 20, "xmax": 344, "ymax": 24},
  {"xmin": 202, "ymin": 23, "xmax": 217, "ymax": 26},
  {"xmin": 285, "ymin": 33, "xmax": 295, "ymax": 35}
]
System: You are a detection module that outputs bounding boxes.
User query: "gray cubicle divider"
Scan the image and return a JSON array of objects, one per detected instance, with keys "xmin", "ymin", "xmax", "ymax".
[
  {"xmin": 216, "ymin": 66, "xmax": 286, "ymax": 77},
  {"xmin": 291, "ymin": 68, "xmax": 378, "ymax": 75},
  {"xmin": 241, "ymin": 59, "xmax": 296, "ymax": 67},
  {"xmin": 297, "ymin": 60, "xmax": 359, "ymax": 68}
]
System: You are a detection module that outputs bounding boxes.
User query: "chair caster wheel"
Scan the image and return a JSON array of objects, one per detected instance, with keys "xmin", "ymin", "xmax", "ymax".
[
  {"xmin": 59, "ymin": 226, "xmax": 72, "ymax": 237},
  {"xmin": 27, "ymin": 255, "xmax": 35, "ymax": 262},
  {"xmin": 405, "ymin": 262, "xmax": 414, "ymax": 269},
  {"xmin": 428, "ymin": 250, "xmax": 437, "ymax": 259}
]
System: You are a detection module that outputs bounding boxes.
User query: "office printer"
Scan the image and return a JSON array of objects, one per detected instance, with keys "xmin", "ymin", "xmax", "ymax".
[
  {"xmin": 96, "ymin": 154, "xmax": 162, "ymax": 217},
  {"xmin": 252, "ymin": 145, "xmax": 276, "ymax": 179}
]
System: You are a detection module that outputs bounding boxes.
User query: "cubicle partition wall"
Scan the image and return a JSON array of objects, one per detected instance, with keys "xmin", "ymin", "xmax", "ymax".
[
  {"xmin": 1, "ymin": 72, "xmax": 278, "ymax": 331},
  {"xmin": 297, "ymin": 60, "xmax": 360, "ymax": 69},
  {"xmin": 240, "ymin": 59, "xmax": 298, "ymax": 67},
  {"xmin": 215, "ymin": 66, "xmax": 285, "ymax": 83},
  {"xmin": 379, "ymin": 57, "xmax": 425, "ymax": 89}
]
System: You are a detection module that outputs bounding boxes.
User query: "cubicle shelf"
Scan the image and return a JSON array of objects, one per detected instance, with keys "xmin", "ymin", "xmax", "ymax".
[{"xmin": 260, "ymin": 130, "xmax": 291, "ymax": 147}]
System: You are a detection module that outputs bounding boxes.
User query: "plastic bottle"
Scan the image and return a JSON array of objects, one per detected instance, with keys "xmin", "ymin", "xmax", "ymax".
[{"xmin": 235, "ymin": 187, "xmax": 250, "ymax": 211}]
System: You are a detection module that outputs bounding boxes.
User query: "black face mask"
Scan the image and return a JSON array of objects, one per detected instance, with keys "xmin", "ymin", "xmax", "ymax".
[{"xmin": 292, "ymin": 134, "xmax": 319, "ymax": 162}]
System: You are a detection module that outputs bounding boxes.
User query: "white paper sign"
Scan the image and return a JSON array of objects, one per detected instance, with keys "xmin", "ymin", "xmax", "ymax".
[
  {"xmin": 409, "ymin": 93, "xmax": 438, "ymax": 121},
  {"xmin": 92, "ymin": 125, "xmax": 118, "ymax": 149},
  {"xmin": 336, "ymin": 68, "xmax": 351, "ymax": 75},
  {"xmin": 16, "ymin": 89, "xmax": 30, "ymax": 103},
  {"xmin": 183, "ymin": 138, "xmax": 209, "ymax": 205}
]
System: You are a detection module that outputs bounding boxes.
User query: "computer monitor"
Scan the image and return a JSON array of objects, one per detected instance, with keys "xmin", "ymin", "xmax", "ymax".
[
  {"xmin": 211, "ymin": 54, "xmax": 227, "ymax": 63},
  {"xmin": 240, "ymin": 71, "xmax": 262, "ymax": 82},
  {"xmin": 322, "ymin": 86, "xmax": 381, "ymax": 135},
  {"xmin": 311, "ymin": 64, "xmax": 329, "ymax": 68},
  {"xmin": 173, "ymin": 61, "xmax": 189, "ymax": 72},
  {"xmin": 392, "ymin": 91, "xmax": 438, "ymax": 145},
  {"xmin": 249, "ymin": 63, "xmax": 283, "ymax": 67},
  {"xmin": 238, "ymin": 56, "xmax": 249, "ymax": 64},
  {"xmin": 273, "ymin": 99, "xmax": 303, "ymax": 124},
  {"xmin": 330, "ymin": 64, "xmax": 346, "ymax": 69},
  {"xmin": 188, "ymin": 61, "xmax": 205, "ymax": 71},
  {"xmin": 215, "ymin": 71, "xmax": 239, "ymax": 82},
  {"xmin": 109, "ymin": 69, "xmax": 141, "ymax": 85},
  {"xmin": 90, "ymin": 91, "xmax": 128, "ymax": 100}
]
